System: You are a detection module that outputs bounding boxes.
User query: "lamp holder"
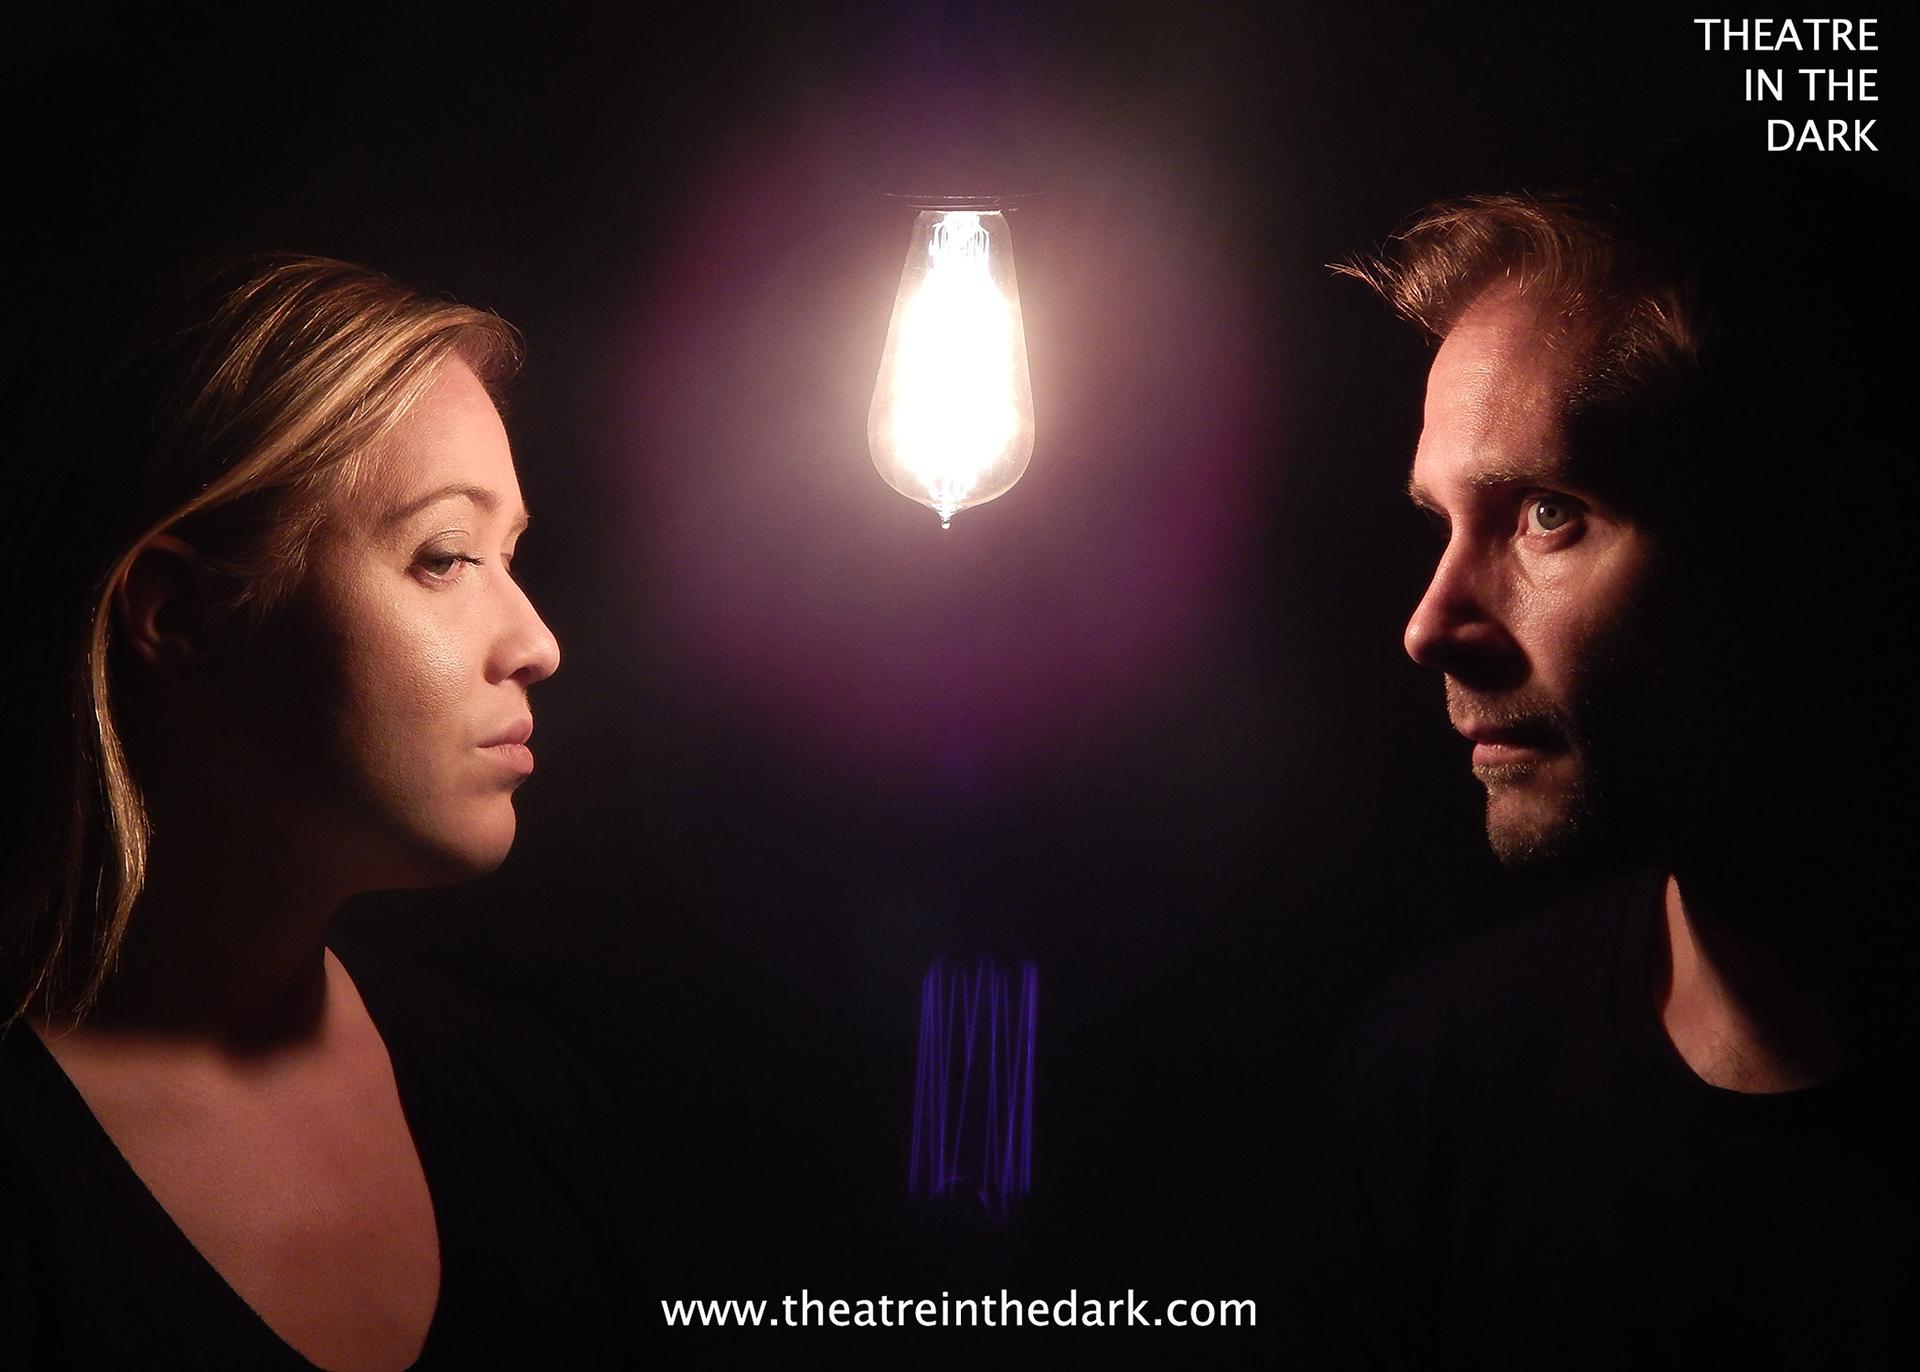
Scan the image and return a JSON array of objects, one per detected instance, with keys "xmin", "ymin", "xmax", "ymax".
[{"xmin": 876, "ymin": 0, "xmax": 1044, "ymax": 210}]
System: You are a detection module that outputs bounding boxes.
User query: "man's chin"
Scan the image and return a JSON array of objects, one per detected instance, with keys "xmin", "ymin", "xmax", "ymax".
[{"xmin": 1483, "ymin": 781, "xmax": 1596, "ymax": 876}]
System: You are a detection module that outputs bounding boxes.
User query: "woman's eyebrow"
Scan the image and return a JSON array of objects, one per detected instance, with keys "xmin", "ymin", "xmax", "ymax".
[{"xmin": 381, "ymin": 482, "xmax": 531, "ymax": 532}]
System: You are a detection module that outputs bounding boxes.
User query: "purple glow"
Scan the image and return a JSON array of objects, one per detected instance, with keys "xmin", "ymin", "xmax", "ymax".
[
  {"xmin": 910, "ymin": 957, "xmax": 1037, "ymax": 1221},
  {"xmin": 621, "ymin": 88, "xmax": 1267, "ymax": 787}
]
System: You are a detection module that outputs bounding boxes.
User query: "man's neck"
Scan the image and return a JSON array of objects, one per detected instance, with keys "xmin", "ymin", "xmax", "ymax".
[{"xmin": 1657, "ymin": 874, "xmax": 1846, "ymax": 1093}]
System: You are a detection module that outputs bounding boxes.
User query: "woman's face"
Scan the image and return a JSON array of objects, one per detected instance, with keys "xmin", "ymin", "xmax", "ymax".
[{"xmin": 254, "ymin": 357, "xmax": 560, "ymax": 888}]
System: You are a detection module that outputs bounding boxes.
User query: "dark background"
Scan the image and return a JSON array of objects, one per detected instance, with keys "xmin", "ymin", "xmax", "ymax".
[{"xmin": 14, "ymin": 2, "xmax": 1886, "ymax": 1362}]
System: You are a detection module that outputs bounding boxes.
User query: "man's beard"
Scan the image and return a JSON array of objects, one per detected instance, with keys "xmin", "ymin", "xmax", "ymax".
[{"xmin": 1446, "ymin": 679, "xmax": 1626, "ymax": 877}]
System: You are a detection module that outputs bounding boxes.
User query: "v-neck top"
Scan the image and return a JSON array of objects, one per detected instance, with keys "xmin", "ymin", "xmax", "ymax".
[{"xmin": 1, "ymin": 942, "xmax": 627, "ymax": 1369}]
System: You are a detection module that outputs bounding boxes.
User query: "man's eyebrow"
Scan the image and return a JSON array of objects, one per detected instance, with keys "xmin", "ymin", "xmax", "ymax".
[
  {"xmin": 1406, "ymin": 459, "xmax": 1575, "ymax": 509},
  {"xmin": 1462, "ymin": 459, "xmax": 1572, "ymax": 490},
  {"xmin": 380, "ymin": 482, "xmax": 532, "ymax": 533}
]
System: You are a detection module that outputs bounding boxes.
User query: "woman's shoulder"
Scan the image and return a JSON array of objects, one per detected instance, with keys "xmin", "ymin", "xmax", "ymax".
[
  {"xmin": 327, "ymin": 939, "xmax": 596, "ymax": 1120},
  {"xmin": 331, "ymin": 940, "xmax": 564, "ymax": 1050},
  {"xmin": 327, "ymin": 939, "xmax": 634, "ymax": 1317}
]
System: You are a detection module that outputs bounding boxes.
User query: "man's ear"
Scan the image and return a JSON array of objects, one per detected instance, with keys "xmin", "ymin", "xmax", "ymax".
[{"xmin": 114, "ymin": 534, "xmax": 227, "ymax": 676}]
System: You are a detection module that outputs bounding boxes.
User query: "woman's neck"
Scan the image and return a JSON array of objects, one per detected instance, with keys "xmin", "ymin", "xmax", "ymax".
[{"xmin": 40, "ymin": 838, "xmax": 350, "ymax": 1053}]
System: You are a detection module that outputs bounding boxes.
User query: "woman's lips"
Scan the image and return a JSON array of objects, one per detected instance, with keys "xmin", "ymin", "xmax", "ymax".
[
  {"xmin": 480, "ymin": 717, "xmax": 535, "ymax": 774},
  {"xmin": 482, "ymin": 741, "xmax": 535, "ymax": 775}
]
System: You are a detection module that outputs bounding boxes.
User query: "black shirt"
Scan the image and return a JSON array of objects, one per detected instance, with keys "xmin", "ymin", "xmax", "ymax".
[
  {"xmin": 1, "ymin": 943, "xmax": 628, "ymax": 1369},
  {"xmin": 1311, "ymin": 867, "xmax": 1908, "ymax": 1369}
]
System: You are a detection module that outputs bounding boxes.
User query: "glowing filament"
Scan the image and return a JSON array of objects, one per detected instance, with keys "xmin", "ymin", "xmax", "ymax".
[{"xmin": 869, "ymin": 211, "xmax": 1034, "ymax": 527}]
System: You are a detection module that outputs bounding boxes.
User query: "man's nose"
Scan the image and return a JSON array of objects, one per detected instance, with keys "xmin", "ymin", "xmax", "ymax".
[{"xmin": 1403, "ymin": 545, "xmax": 1523, "ymax": 687}]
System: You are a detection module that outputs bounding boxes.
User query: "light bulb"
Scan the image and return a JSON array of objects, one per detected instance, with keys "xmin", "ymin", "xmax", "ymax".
[{"xmin": 868, "ymin": 209, "xmax": 1034, "ymax": 528}]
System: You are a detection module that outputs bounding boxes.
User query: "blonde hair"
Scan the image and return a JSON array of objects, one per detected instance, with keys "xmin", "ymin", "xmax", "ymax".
[{"xmin": 5, "ymin": 254, "xmax": 520, "ymax": 1023}]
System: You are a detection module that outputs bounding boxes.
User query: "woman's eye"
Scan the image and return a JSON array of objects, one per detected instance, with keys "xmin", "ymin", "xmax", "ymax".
[
  {"xmin": 418, "ymin": 551, "xmax": 482, "ymax": 580},
  {"xmin": 1526, "ymin": 497, "xmax": 1580, "ymax": 536}
]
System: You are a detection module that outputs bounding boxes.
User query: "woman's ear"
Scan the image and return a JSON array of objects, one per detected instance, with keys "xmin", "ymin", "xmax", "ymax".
[{"xmin": 114, "ymin": 534, "xmax": 225, "ymax": 677}]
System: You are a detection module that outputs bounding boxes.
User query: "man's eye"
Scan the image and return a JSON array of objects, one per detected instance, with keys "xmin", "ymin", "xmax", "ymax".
[{"xmin": 1526, "ymin": 497, "xmax": 1579, "ymax": 535}]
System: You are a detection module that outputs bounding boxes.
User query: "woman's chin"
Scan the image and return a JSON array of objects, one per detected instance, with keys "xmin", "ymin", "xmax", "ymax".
[
  {"xmin": 372, "ymin": 805, "xmax": 519, "ymax": 889},
  {"xmin": 443, "ymin": 808, "xmax": 519, "ymax": 879}
]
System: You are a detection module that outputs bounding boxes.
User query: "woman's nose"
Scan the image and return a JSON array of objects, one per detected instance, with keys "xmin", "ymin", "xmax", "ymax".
[{"xmin": 492, "ymin": 577, "xmax": 560, "ymax": 686}]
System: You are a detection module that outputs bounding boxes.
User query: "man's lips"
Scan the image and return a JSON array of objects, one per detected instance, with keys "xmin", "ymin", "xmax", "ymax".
[{"xmin": 1454, "ymin": 720, "xmax": 1564, "ymax": 767}]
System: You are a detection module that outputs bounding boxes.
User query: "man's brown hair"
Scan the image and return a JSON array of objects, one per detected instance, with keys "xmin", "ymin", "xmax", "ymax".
[{"xmin": 1334, "ymin": 180, "xmax": 1709, "ymax": 450}]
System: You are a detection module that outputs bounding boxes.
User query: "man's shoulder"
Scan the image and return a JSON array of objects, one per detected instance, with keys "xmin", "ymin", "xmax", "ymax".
[{"xmin": 1337, "ymin": 865, "xmax": 1660, "ymax": 1085}]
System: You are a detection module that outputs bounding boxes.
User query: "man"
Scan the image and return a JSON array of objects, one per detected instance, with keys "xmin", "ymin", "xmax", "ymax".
[{"xmin": 1313, "ymin": 148, "xmax": 1910, "ymax": 1366}]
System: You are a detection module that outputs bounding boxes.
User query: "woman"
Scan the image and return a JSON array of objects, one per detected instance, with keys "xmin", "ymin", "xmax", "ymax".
[{"xmin": 2, "ymin": 257, "xmax": 621, "ymax": 1369}]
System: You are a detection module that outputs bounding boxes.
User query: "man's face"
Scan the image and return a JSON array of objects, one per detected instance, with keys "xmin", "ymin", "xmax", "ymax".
[{"xmin": 1405, "ymin": 289, "xmax": 1667, "ymax": 872}]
